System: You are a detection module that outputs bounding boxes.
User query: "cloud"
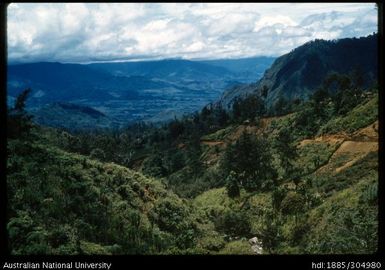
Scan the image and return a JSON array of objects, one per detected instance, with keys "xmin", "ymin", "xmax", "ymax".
[{"xmin": 7, "ymin": 3, "xmax": 377, "ymax": 63}]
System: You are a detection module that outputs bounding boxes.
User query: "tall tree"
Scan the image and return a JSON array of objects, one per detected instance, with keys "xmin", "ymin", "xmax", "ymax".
[
  {"xmin": 222, "ymin": 131, "xmax": 277, "ymax": 192},
  {"xmin": 7, "ymin": 88, "xmax": 34, "ymax": 139},
  {"xmin": 274, "ymin": 127, "xmax": 299, "ymax": 180},
  {"xmin": 225, "ymin": 171, "xmax": 240, "ymax": 198}
]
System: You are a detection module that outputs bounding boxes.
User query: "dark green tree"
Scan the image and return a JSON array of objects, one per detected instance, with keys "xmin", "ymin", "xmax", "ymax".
[
  {"xmin": 259, "ymin": 210, "xmax": 282, "ymax": 253},
  {"xmin": 232, "ymin": 95, "xmax": 266, "ymax": 123},
  {"xmin": 272, "ymin": 96, "xmax": 290, "ymax": 116},
  {"xmin": 271, "ymin": 186, "xmax": 287, "ymax": 212},
  {"xmin": 7, "ymin": 89, "xmax": 34, "ymax": 139},
  {"xmin": 225, "ymin": 171, "xmax": 240, "ymax": 198},
  {"xmin": 222, "ymin": 131, "xmax": 277, "ymax": 192},
  {"xmin": 214, "ymin": 209, "xmax": 251, "ymax": 237},
  {"xmin": 273, "ymin": 127, "xmax": 298, "ymax": 180}
]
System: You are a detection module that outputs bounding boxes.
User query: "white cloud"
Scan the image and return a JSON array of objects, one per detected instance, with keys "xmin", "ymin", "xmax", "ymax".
[
  {"xmin": 7, "ymin": 3, "xmax": 378, "ymax": 63},
  {"xmin": 253, "ymin": 15, "xmax": 297, "ymax": 32}
]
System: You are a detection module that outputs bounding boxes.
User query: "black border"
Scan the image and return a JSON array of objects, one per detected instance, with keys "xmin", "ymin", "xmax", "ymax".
[
  {"xmin": 1, "ymin": 0, "xmax": 8, "ymax": 258},
  {"xmin": 1, "ymin": 1, "xmax": 384, "ymax": 269}
]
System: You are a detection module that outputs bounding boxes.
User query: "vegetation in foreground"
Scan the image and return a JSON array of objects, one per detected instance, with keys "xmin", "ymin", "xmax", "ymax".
[{"xmin": 6, "ymin": 71, "xmax": 378, "ymax": 254}]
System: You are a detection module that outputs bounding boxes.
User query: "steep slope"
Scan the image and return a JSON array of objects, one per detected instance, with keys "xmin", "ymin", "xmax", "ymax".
[
  {"xmin": 6, "ymin": 138, "xmax": 200, "ymax": 254},
  {"xmin": 7, "ymin": 92, "xmax": 378, "ymax": 255},
  {"xmin": 218, "ymin": 34, "xmax": 378, "ymax": 109},
  {"xmin": 194, "ymin": 95, "xmax": 378, "ymax": 254}
]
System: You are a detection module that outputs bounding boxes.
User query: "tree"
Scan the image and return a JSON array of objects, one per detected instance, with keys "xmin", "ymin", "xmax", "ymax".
[
  {"xmin": 7, "ymin": 89, "xmax": 34, "ymax": 139},
  {"xmin": 214, "ymin": 209, "xmax": 251, "ymax": 238},
  {"xmin": 222, "ymin": 131, "xmax": 277, "ymax": 192},
  {"xmin": 232, "ymin": 95, "xmax": 266, "ymax": 123},
  {"xmin": 225, "ymin": 171, "xmax": 240, "ymax": 198},
  {"xmin": 312, "ymin": 87, "xmax": 330, "ymax": 104},
  {"xmin": 273, "ymin": 127, "xmax": 298, "ymax": 180},
  {"xmin": 272, "ymin": 96, "xmax": 290, "ymax": 116},
  {"xmin": 350, "ymin": 67, "xmax": 365, "ymax": 89},
  {"xmin": 185, "ymin": 142, "xmax": 203, "ymax": 177},
  {"xmin": 168, "ymin": 119, "xmax": 185, "ymax": 140},
  {"xmin": 271, "ymin": 186, "xmax": 287, "ymax": 212},
  {"xmin": 259, "ymin": 210, "xmax": 282, "ymax": 253},
  {"xmin": 323, "ymin": 72, "xmax": 364, "ymax": 115},
  {"xmin": 89, "ymin": 148, "xmax": 106, "ymax": 161},
  {"xmin": 280, "ymin": 191, "xmax": 306, "ymax": 225},
  {"xmin": 142, "ymin": 150, "xmax": 167, "ymax": 177}
]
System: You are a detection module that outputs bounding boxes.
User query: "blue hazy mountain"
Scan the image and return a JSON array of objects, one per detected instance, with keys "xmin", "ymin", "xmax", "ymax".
[
  {"xmin": 88, "ymin": 59, "xmax": 233, "ymax": 80},
  {"xmin": 87, "ymin": 57, "xmax": 274, "ymax": 83},
  {"xmin": 7, "ymin": 62, "xmax": 171, "ymax": 104},
  {"xmin": 199, "ymin": 56, "xmax": 275, "ymax": 82},
  {"xmin": 7, "ymin": 58, "xmax": 275, "ymax": 128}
]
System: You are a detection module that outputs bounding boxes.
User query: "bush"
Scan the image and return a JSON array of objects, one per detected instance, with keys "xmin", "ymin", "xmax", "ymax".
[
  {"xmin": 199, "ymin": 233, "xmax": 226, "ymax": 251},
  {"xmin": 280, "ymin": 192, "xmax": 306, "ymax": 216},
  {"xmin": 89, "ymin": 148, "xmax": 106, "ymax": 161},
  {"xmin": 149, "ymin": 198, "xmax": 189, "ymax": 233},
  {"xmin": 214, "ymin": 209, "xmax": 251, "ymax": 238}
]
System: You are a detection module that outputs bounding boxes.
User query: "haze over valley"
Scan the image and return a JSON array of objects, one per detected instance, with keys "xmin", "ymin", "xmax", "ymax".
[{"xmin": 7, "ymin": 57, "xmax": 275, "ymax": 128}]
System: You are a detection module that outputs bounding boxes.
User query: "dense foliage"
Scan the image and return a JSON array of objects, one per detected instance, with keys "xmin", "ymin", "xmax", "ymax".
[{"xmin": 7, "ymin": 62, "xmax": 378, "ymax": 254}]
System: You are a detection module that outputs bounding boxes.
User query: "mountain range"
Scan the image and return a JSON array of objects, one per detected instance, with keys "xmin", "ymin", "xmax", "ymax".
[
  {"xmin": 7, "ymin": 57, "xmax": 275, "ymax": 129},
  {"xmin": 7, "ymin": 34, "xmax": 378, "ymax": 130}
]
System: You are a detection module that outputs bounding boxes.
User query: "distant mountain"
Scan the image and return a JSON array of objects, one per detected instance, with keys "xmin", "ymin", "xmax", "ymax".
[
  {"xmin": 218, "ymin": 34, "xmax": 378, "ymax": 109},
  {"xmin": 8, "ymin": 57, "xmax": 274, "ymax": 127},
  {"xmin": 199, "ymin": 56, "xmax": 275, "ymax": 83},
  {"xmin": 87, "ymin": 59, "xmax": 234, "ymax": 81},
  {"xmin": 88, "ymin": 57, "xmax": 275, "ymax": 83},
  {"xmin": 7, "ymin": 62, "xmax": 171, "ymax": 105}
]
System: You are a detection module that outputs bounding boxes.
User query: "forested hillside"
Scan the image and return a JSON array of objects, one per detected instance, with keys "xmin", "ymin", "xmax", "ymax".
[
  {"xmin": 219, "ymin": 34, "xmax": 378, "ymax": 109},
  {"xmin": 7, "ymin": 66, "xmax": 378, "ymax": 253}
]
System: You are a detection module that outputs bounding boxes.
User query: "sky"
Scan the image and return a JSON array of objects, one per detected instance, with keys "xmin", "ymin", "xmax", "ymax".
[{"xmin": 7, "ymin": 3, "xmax": 378, "ymax": 64}]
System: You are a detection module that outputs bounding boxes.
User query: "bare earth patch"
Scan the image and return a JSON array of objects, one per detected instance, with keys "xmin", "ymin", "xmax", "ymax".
[{"xmin": 310, "ymin": 121, "xmax": 378, "ymax": 175}]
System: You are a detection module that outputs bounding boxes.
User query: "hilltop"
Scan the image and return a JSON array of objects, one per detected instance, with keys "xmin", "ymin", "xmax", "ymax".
[{"xmin": 218, "ymin": 34, "xmax": 378, "ymax": 109}]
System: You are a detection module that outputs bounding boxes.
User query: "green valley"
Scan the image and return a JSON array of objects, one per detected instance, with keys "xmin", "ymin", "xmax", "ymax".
[{"xmin": 6, "ymin": 83, "xmax": 378, "ymax": 254}]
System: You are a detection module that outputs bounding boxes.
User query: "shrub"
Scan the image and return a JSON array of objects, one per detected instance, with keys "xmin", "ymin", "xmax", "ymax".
[
  {"xmin": 280, "ymin": 192, "xmax": 306, "ymax": 216},
  {"xmin": 214, "ymin": 209, "xmax": 251, "ymax": 238}
]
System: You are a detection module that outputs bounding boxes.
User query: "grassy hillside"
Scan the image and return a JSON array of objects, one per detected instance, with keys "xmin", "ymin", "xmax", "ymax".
[
  {"xmin": 189, "ymin": 94, "xmax": 378, "ymax": 254},
  {"xmin": 6, "ymin": 85, "xmax": 378, "ymax": 254},
  {"xmin": 318, "ymin": 96, "xmax": 378, "ymax": 135},
  {"xmin": 191, "ymin": 102, "xmax": 378, "ymax": 254},
  {"xmin": 7, "ymin": 138, "xmax": 201, "ymax": 254}
]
